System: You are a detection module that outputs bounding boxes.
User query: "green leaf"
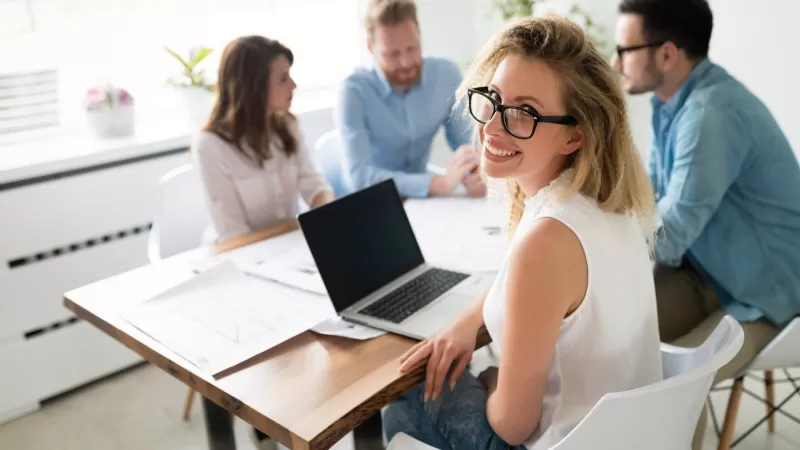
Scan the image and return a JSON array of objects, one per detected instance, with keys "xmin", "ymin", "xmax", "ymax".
[
  {"xmin": 492, "ymin": 0, "xmax": 536, "ymax": 21},
  {"xmin": 164, "ymin": 47, "xmax": 193, "ymax": 74},
  {"xmin": 190, "ymin": 47, "xmax": 213, "ymax": 66}
]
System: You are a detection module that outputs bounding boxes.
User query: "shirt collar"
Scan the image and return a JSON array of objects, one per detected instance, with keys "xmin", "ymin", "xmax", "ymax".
[
  {"xmin": 651, "ymin": 58, "xmax": 713, "ymax": 118},
  {"xmin": 374, "ymin": 58, "xmax": 428, "ymax": 98}
]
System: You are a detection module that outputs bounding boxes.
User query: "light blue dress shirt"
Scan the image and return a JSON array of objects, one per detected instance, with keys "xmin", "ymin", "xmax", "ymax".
[
  {"xmin": 650, "ymin": 58, "xmax": 800, "ymax": 326},
  {"xmin": 334, "ymin": 57, "xmax": 473, "ymax": 198}
]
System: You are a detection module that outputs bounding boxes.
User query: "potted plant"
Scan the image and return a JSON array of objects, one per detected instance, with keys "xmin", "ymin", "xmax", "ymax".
[
  {"xmin": 84, "ymin": 83, "xmax": 135, "ymax": 138},
  {"xmin": 491, "ymin": 0, "xmax": 611, "ymax": 57},
  {"xmin": 164, "ymin": 45, "xmax": 216, "ymax": 127}
]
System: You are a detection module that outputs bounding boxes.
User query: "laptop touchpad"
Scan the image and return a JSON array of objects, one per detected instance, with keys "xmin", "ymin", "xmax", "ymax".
[{"xmin": 426, "ymin": 292, "xmax": 472, "ymax": 318}]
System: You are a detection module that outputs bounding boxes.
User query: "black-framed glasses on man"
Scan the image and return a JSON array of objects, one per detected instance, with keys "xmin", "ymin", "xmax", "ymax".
[
  {"xmin": 615, "ymin": 41, "xmax": 666, "ymax": 60},
  {"xmin": 467, "ymin": 86, "xmax": 578, "ymax": 140}
]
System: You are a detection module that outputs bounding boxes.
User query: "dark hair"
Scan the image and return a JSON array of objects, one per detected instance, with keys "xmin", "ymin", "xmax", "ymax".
[
  {"xmin": 619, "ymin": 0, "xmax": 713, "ymax": 60},
  {"xmin": 204, "ymin": 35, "xmax": 297, "ymax": 166}
]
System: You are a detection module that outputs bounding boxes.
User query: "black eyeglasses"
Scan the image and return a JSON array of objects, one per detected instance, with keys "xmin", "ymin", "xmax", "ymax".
[
  {"xmin": 467, "ymin": 86, "xmax": 578, "ymax": 140},
  {"xmin": 616, "ymin": 41, "xmax": 666, "ymax": 59}
]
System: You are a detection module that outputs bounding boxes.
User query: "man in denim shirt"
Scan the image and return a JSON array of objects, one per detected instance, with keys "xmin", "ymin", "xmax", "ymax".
[
  {"xmin": 335, "ymin": 0, "xmax": 485, "ymax": 198},
  {"xmin": 615, "ymin": 0, "xmax": 800, "ymax": 447}
]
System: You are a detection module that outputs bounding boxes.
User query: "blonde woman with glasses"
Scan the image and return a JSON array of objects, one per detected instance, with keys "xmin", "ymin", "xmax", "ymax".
[{"xmin": 384, "ymin": 16, "xmax": 662, "ymax": 449}]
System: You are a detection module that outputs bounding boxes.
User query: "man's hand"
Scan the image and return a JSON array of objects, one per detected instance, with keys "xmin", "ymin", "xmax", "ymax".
[
  {"xmin": 463, "ymin": 170, "xmax": 487, "ymax": 198},
  {"xmin": 453, "ymin": 145, "xmax": 480, "ymax": 172},
  {"xmin": 429, "ymin": 145, "xmax": 480, "ymax": 196}
]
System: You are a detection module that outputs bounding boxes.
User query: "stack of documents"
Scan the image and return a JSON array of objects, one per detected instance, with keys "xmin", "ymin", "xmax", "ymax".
[{"xmin": 125, "ymin": 261, "xmax": 333, "ymax": 376}]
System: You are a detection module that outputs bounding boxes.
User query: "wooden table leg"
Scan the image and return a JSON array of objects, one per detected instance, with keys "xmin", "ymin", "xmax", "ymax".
[
  {"xmin": 354, "ymin": 412, "xmax": 384, "ymax": 450},
  {"xmin": 202, "ymin": 396, "xmax": 237, "ymax": 450}
]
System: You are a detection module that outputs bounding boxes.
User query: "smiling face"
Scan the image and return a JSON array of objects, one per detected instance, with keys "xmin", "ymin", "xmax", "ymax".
[{"xmin": 476, "ymin": 54, "xmax": 582, "ymax": 188}]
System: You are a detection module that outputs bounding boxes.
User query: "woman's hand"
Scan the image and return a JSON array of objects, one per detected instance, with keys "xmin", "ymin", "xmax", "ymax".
[{"xmin": 398, "ymin": 316, "xmax": 481, "ymax": 401}]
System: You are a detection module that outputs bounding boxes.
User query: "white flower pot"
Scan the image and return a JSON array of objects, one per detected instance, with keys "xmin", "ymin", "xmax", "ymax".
[
  {"xmin": 86, "ymin": 106, "xmax": 135, "ymax": 138},
  {"xmin": 176, "ymin": 86, "xmax": 214, "ymax": 129}
]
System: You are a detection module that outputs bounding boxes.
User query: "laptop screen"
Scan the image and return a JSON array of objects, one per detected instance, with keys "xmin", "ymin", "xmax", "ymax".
[{"xmin": 298, "ymin": 179, "xmax": 425, "ymax": 313}]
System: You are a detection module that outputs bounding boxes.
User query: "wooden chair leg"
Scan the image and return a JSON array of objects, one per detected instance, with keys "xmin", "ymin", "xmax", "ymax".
[
  {"xmin": 183, "ymin": 388, "xmax": 196, "ymax": 421},
  {"xmin": 765, "ymin": 370, "xmax": 775, "ymax": 432},
  {"xmin": 719, "ymin": 377, "xmax": 745, "ymax": 450}
]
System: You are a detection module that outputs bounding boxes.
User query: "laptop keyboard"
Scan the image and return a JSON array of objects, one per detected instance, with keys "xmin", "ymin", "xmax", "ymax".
[{"xmin": 358, "ymin": 268, "xmax": 470, "ymax": 324}]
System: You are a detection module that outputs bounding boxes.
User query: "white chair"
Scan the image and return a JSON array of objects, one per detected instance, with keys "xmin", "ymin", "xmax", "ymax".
[
  {"xmin": 708, "ymin": 316, "xmax": 800, "ymax": 449},
  {"xmin": 313, "ymin": 131, "xmax": 350, "ymax": 198},
  {"xmin": 147, "ymin": 163, "xmax": 211, "ymax": 420},
  {"xmin": 387, "ymin": 315, "xmax": 744, "ymax": 450},
  {"xmin": 147, "ymin": 163, "xmax": 211, "ymax": 263}
]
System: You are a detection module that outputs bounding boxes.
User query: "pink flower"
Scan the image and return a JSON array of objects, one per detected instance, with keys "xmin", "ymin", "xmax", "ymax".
[{"xmin": 84, "ymin": 84, "xmax": 134, "ymax": 109}]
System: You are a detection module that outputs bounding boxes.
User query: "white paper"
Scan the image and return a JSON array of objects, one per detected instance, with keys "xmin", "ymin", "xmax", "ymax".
[
  {"xmin": 242, "ymin": 243, "xmax": 327, "ymax": 296},
  {"xmin": 404, "ymin": 198, "xmax": 507, "ymax": 273},
  {"xmin": 188, "ymin": 230, "xmax": 310, "ymax": 274},
  {"xmin": 125, "ymin": 261, "xmax": 333, "ymax": 376},
  {"xmin": 310, "ymin": 317, "xmax": 386, "ymax": 340}
]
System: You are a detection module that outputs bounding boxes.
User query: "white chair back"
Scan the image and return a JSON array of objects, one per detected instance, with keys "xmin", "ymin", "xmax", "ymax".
[
  {"xmin": 313, "ymin": 130, "xmax": 349, "ymax": 198},
  {"xmin": 147, "ymin": 164, "xmax": 211, "ymax": 262},
  {"xmin": 387, "ymin": 316, "xmax": 744, "ymax": 450},
  {"xmin": 551, "ymin": 315, "xmax": 743, "ymax": 450},
  {"xmin": 746, "ymin": 316, "xmax": 800, "ymax": 372}
]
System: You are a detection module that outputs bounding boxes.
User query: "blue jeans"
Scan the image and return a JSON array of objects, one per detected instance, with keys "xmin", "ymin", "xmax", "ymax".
[{"xmin": 384, "ymin": 372, "xmax": 526, "ymax": 450}]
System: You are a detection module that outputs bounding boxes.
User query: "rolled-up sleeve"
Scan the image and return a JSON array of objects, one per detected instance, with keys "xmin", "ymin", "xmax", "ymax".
[
  {"xmin": 191, "ymin": 133, "xmax": 251, "ymax": 240},
  {"xmin": 335, "ymin": 81, "xmax": 432, "ymax": 198},
  {"xmin": 654, "ymin": 105, "xmax": 749, "ymax": 266}
]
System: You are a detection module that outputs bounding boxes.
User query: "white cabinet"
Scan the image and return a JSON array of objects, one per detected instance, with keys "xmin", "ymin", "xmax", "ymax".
[{"xmin": 0, "ymin": 149, "xmax": 188, "ymax": 422}]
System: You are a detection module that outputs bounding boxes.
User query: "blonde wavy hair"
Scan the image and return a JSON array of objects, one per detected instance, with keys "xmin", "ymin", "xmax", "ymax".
[{"xmin": 458, "ymin": 16, "xmax": 655, "ymax": 239}]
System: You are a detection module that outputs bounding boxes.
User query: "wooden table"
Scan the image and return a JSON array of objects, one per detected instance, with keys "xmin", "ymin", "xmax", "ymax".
[{"xmin": 63, "ymin": 220, "xmax": 488, "ymax": 450}]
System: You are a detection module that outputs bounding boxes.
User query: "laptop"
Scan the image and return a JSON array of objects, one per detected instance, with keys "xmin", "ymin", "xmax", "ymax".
[{"xmin": 297, "ymin": 179, "xmax": 492, "ymax": 340}]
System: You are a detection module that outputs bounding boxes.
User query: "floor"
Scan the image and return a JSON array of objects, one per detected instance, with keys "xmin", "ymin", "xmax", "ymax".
[{"xmin": 1, "ymin": 353, "xmax": 800, "ymax": 450}]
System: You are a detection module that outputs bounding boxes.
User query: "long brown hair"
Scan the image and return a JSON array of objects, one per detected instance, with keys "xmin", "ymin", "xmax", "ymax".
[
  {"xmin": 458, "ymin": 16, "xmax": 656, "ymax": 240},
  {"xmin": 204, "ymin": 35, "xmax": 297, "ymax": 166}
]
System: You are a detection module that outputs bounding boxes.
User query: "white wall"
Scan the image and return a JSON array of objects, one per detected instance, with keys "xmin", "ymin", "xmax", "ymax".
[{"xmin": 708, "ymin": 0, "xmax": 800, "ymax": 158}]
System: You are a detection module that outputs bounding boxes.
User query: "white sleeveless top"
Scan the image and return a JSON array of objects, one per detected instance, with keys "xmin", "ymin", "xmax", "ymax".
[{"xmin": 482, "ymin": 173, "xmax": 662, "ymax": 449}]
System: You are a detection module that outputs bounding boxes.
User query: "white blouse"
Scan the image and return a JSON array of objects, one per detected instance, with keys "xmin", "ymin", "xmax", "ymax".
[
  {"xmin": 483, "ymin": 171, "xmax": 662, "ymax": 449},
  {"xmin": 192, "ymin": 123, "xmax": 332, "ymax": 241}
]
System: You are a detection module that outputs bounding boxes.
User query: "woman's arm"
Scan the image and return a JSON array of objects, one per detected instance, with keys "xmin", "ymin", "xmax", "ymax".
[
  {"xmin": 399, "ymin": 289, "xmax": 490, "ymax": 400},
  {"xmin": 310, "ymin": 190, "xmax": 335, "ymax": 208},
  {"xmin": 487, "ymin": 218, "xmax": 588, "ymax": 445}
]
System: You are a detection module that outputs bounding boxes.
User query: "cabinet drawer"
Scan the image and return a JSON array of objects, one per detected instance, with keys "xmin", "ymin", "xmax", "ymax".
[
  {"xmin": 0, "ymin": 151, "xmax": 188, "ymax": 262},
  {"xmin": 0, "ymin": 232, "xmax": 149, "ymax": 337}
]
